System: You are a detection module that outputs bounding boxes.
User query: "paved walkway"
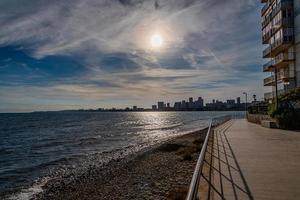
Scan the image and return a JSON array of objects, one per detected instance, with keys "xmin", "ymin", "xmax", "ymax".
[{"xmin": 205, "ymin": 119, "xmax": 300, "ymax": 200}]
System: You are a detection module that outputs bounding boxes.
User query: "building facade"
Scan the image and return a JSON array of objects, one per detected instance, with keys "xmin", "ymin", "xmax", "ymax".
[{"xmin": 261, "ymin": 0, "xmax": 300, "ymax": 100}]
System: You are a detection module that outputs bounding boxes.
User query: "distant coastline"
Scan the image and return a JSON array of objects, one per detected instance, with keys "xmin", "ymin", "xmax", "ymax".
[
  {"xmin": 31, "ymin": 96, "xmax": 250, "ymax": 113},
  {"xmin": 40, "ymin": 108, "xmax": 247, "ymax": 113},
  {"xmin": 0, "ymin": 108, "xmax": 247, "ymax": 114}
]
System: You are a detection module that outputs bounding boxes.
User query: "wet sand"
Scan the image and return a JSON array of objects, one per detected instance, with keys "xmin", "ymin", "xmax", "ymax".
[{"xmin": 34, "ymin": 129, "xmax": 208, "ymax": 200}]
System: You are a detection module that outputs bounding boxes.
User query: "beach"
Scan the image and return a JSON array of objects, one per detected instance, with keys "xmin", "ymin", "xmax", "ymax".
[{"xmin": 33, "ymin": 128, "xmax": 208, "ymax": 200}]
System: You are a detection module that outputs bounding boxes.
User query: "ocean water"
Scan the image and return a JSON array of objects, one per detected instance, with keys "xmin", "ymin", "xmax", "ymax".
[{"xmin": 0, "ymin": 111, "xmax": 244, "ymax": 199}]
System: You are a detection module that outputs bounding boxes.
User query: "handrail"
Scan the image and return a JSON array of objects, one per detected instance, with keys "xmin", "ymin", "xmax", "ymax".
[
  {"xmin": 186, "ymin": 119, "xmax": 212, "ymax": 200},
  {"xmin": 186, "ymin": 115, "xmax": 231, "ymax": 200}
]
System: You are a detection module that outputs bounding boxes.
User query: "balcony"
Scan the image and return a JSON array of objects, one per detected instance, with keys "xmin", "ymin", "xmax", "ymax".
[
  {"xmin": 264, "ymin": 75, "xmax": 275, "ymax": 86},
  {"xmin": 278, "ymin": 70, "xmax": 292, "ymax": 82},
  {"xmin": 263, "ymin": 35, "xmax": 294, "ymax": 58},
  {"xmin": 262, "ymin": 14, "xmax": 272, "ymax": 28},
  {"xmin": 263, "ymin": 52, "xmax": 295, "ymax": 72},
  {"xmin": 273, "ymin": 52, "xmax": 295, "ymax": 67},
  {"xmin": 263, "ymin": 46, "xmax": 271, "ymax": 58},
  {"xmin": 263, "ymin": 18, "xmax": 294, "ymax": 44},
  {"xmin": 261, "ymin": 3, "xmax": 269, "ymax": 15},
  {"xmin": 262, "ymin": 19, "xmax": 293, "ymax": 44},
  {"xmin": 262, "ymin": 30, "xmax": 272, "ymax": 44},
  {"xmin": 264, "ymin": 89, "xmax": 286, "ymax": 100},
  {"xmin": 264, "ymin": 91, "xmax": 273, "ymax": 100},
  {"xmin": 262, "ymin": 0, "xmax": 293, "ymax": 28},
  {"xmin": 263, "ymin": 60, "xmax": 273, "ymax": 72}
]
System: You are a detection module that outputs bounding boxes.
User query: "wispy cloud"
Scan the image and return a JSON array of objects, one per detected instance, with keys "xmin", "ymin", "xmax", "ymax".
[{"xmin": 0, "ymin": 0, "xmax": 265, "ymax": 112}]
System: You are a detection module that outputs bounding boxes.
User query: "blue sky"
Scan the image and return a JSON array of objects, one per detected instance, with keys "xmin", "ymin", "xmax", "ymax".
[{"xmin": 0, "ymin": 0, "xmax": 267, "ymax": 112}]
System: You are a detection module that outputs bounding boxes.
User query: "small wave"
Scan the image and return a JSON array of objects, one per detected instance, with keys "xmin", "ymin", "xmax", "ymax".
[
  {"xmin": 77, "ymin": 136, "xmax": 102, "ymax": 146},
  {"xmin": 144, "ymin": 123, "xmax": 182, "ymax": 131},
  {"xmin": 30, "ymin": 140, "xmax": 65, "ymax": 149},
  {"xmin": 7, "ymin": 177, "xmax": 49, "ymax": 200}
]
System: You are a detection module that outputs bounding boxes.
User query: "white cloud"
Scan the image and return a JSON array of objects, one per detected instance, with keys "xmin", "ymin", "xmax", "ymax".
[{"xmin": 0, "ymin": 0, "xmax": 267, "ymax": 111}]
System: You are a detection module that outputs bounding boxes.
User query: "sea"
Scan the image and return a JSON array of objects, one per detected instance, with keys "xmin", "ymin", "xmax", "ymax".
[{"xmin": 0, "ymin": 111, "xmax": 244, "ymax": 199}]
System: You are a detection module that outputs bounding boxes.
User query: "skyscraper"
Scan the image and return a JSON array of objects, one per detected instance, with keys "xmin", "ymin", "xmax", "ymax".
[
  {"xmin": 197, "ymin": 97, "xmax": 204, "ymax": 108},
  {"xmin": 261, "ymin": 0, "xmax": 300, "ymax": 100},
  {"xmin": 237, "ymin": 97, "xmax": 241, "ymax": 104},
  {"xmin": 188, "ymin": 97, "xmax": 194, "ymax": 109},
  {"xmin": 152, "ymin": 105, "xmax": 157, "ymax": 110},
  {"xmin": 157, "ymin": 102, "xmax": 165, "ymax": 110}
]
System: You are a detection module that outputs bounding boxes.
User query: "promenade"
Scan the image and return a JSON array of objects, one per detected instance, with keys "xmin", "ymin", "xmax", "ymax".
[{"xmin": 206, "ymin": 119, "xmax": 300, "ymax": 200}]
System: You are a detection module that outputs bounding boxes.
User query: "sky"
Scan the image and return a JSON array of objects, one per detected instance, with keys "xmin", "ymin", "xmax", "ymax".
[{"xmin": 0, "ymin": 0, "xmax": 268, "ymax": 112}]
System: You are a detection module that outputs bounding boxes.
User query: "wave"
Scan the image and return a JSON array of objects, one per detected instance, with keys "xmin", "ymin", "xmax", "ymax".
[
  {"xmin": 7, "ymin": 177, "xmax": 49, "ymax": 200},
  {"xmin": 144, "ymin": 123, "xmax": 182, "ymax": 131}
]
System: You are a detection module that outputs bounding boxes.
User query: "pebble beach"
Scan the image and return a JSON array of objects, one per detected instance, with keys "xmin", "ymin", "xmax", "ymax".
[{"xmin": 33, "ymin": 128, "xmax": 208, "ymax": 200}]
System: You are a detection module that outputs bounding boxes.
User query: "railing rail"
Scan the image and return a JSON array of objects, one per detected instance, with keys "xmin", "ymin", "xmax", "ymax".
[
  {"xmin": 186, "ymin": 120, "xmax": 212, "ymax": 200},
  {"xmin": 186, "ymin": 115, "xmax": 231, "ymax": 200},
  {"xmin": 264, "ymin": 75, "xmax": 275, "ymax": 85}
]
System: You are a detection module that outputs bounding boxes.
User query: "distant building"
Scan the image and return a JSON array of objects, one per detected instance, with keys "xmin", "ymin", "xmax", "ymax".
[
  {"xmin": 181, "ymin": 100, "xmax": 187, "ymax": 110},
  {"xmin": 174, "ymin": 102, "xmax": 182, "ymax": 110},
  {"xmin": 191, "ymin": 96, "xmax": 204, "ymax": 110},
  {"xmin": 261, "ymin": 0, "xmax": 300, "ymax": 100},
  {"xmin": 197, "ymin": 97, "xmax": 204, "ymax": 108},
  {"xmin": 237, "ymin": 97, "xmax": 241, "ymax": 104},
  {"xmin": 157, "ymin": 102, "xmax": 165, "ymax": 110},
  {"xmin": 226, "ymin": 99, "xmax": 235, "ymax": 109},
  {"xmin": 227, "ymin": 99, "xmax": 235, "ymax": 105},
  {"xmin": 188, "ymin": 97, "xmax": 193, "ymax": 109},
  {"xmin": 152, "ymin": 105, "xmax": 157, "ymax": 110},
  {"xmin": 167, "ymin": 103, "xmax": 170, "ymax": 108},
  {"xmin": 133, "ymin": 106, "xmax": 137, "ymax": 111}
]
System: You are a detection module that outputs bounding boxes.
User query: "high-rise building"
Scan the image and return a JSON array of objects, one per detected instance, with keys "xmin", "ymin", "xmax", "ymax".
[
  {"xmin": 181, "ymin": 100, "xmax": 187, "ymax": 110},
  {"xmin": 157, "ymin": 102, "xmax": 165, "ymax": 110},
  {"xmin": 261, "ymin": 0, "xmax": 300, "ymax": 100},
  {"xmin": 174, "ymin": 102, "xmax": 182, "ymax": 110},
  {"xmin": 227, "ymin": 99, "xmax": 235, "ymax": 105},
  {"xmin": 188, "ymin": 97, "xmax": 194, "ymax": 109},
  {"xmin": 237, "ymin": 97, "xmax": 241, "ymax": 104},
  {"xmin": 197, "ymin": 97, "xmax": 204, "ymax": 108}
]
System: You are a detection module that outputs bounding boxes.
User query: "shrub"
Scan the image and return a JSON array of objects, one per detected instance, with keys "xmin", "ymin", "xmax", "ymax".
[{"xmin": 268, "ymin": 88, "xmax": 300, "ymax": 130}]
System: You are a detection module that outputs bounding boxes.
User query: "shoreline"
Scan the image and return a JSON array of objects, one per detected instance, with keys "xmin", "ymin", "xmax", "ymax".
[{"xmin": 32, "ymin": 128, "xmax": 209, "ymax": 200}]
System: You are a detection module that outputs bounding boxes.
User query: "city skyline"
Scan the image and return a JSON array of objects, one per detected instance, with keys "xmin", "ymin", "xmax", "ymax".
[
  {"xmin": 59, "ymin": 95, "xmax": 250, "ymax": 112},
  {"xmin": 0, "ymin": 0, "xmax": 266, "ymax": 112}
]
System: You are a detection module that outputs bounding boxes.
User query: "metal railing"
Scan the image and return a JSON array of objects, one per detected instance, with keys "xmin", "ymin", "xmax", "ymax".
[
  {"xmin": 263, "ymin": 35, "xmax": 294, "ymax": 57},
  {"xmin": 264, "ymin": 75, "xmax": 275, "ymax": 86},
  {"xmin": 263, "ymin": 52, "xmax": 295, "ymax": 71},
  {"xmin": 186, "ymin": 120, "xmax": 212, "ymax": 200},
  {"xmin": 263, "ymin": 59, "xmax": 273, "ymax": 72},
  {"xmin": 186, "ymin": 115, "xmax": 231, "ymax": 200}
]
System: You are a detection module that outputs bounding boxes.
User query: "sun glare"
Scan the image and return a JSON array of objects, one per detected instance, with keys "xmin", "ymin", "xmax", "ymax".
[{"xmin": 150, "ymin": 34, "xmax": 163, "ymax": 48}]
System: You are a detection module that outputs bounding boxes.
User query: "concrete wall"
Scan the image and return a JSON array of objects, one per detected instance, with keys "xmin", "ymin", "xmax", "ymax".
[
  {"xmin": 294, "ymin": 0, "xmax": 300, "ymax": 86},
  {"xmin": 247, "ymin": 113, "xmax": 272, "ymax": 125}
]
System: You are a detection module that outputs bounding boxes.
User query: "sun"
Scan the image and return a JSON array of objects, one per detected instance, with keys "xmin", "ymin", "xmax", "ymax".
[{"xmin": 150, "ymin": 33, "xmax": 163, "ymax": 48}]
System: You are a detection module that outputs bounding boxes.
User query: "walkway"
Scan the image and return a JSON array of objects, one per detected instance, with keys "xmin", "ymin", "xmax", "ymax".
[{"xmin": 204, "ymin": 119, "xmax": 300, "ymax": 200}]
